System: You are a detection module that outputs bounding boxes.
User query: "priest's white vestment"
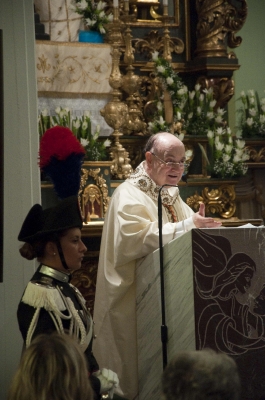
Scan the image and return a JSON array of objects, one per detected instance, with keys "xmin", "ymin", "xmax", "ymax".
[{"xmin": 93, "ymin": 162, "xmax": 195, "ymax": 399}]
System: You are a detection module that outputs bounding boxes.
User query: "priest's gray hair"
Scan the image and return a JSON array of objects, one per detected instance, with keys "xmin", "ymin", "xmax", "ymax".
[{"xmin": 144, "ymin": 132, "xmax": 183, "ymax": 154}]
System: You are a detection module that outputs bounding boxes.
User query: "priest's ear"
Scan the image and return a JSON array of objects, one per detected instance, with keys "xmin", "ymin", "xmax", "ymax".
[{"xmin": 145, "ymin": 151, "xmax": 153, "ymax": 166}]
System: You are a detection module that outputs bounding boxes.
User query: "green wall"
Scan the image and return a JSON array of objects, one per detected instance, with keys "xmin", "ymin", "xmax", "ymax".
[{"xmin": 229, "ymin": 0, "xmax": 265, "ymax": 132}]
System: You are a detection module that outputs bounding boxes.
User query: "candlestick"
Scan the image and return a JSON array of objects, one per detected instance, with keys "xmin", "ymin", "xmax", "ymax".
[
  {"xmin": 124, "ymin": 0, "xmax": 129, "ymax": 13},
  {"xmin": 163, "ymin": 0, "xmax": 168, "ymax": 5},
  {"xmin": 113, "ymin": 0, "xmax": 119, "ymax": 8},
  {"xmin": 163, "ymin": 4, "xmax": 168, "ymax": 16}
]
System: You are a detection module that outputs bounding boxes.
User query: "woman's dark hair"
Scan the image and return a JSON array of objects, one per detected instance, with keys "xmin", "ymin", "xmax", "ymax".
[{"xmin": 19, "ymin": 231, "xmax": 67, "ymax": 260}]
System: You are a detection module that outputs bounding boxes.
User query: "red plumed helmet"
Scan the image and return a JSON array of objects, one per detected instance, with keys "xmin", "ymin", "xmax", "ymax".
[
  {"xmin": 39, "ymin": 126, "xmax": 86, "ymax": 199},
  {"xmin": 39, "ymin": 126, "xmax": 85, "ymax": 168}
]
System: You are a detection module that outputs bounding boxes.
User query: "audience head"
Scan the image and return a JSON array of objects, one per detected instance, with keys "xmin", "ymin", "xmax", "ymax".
[
  {"xmin": 8, "ymin": 333, "xmax": 93, "ymax": 400},
  {"xmin": 144, "ymin": 132, "xmax": 186, "ymax": 187},
  {"xmin": 162, "ymin": 349, "xmax": 240, "ymax": 400}
]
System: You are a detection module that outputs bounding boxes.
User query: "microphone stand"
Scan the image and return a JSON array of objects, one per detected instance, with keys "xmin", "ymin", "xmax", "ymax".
[
  {"xmin": 158, "ymin": 183, "xmax": 177, "ymax": 370},
  {"xmin": 158, "ymin": 175, "xmax": 187, "ymax": 369}
]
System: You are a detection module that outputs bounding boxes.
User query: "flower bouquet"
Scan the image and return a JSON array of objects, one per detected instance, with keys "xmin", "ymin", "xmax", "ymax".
[
  {"xmin": 237, "ymin": 90, "xmax": 265, "ymax": 138},
  {"xmin": 38, "ymin": 107, "xmax": 111, "ymax": 161},
  {"xmin": 148, "ymin": 52, "xmax": 185, "ymax": 136},
  {"xmin": 180, "ymin": 85, "xmax": 226, "ymax": 137},
  {"xmin": 151, "ymin": 52, "xmax": 227, "ymax": 137},
  {"xmin": 72, "ymin": 112, "xmax": 111, "ymax": 161},
  {"xmin": 206, "ymin": 127, "xmax": 249, "ymax": 179},
  {"xmin": 70, "ymin": 0, "xmax": 113, "ymax": 34}
]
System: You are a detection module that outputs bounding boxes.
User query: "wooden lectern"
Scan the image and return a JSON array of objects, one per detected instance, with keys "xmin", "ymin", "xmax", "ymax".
[{"xmin": 136, "ymin": 227, "xmax": 265, "ymax": 400}]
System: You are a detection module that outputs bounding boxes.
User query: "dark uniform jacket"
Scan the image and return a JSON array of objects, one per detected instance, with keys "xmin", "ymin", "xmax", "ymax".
[{"xmin": 17, "ymin": 264, "xmax": 101, "ymax": 399}]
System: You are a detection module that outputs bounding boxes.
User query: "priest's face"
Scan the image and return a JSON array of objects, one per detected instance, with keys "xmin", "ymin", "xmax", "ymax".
[{"xmin": 145, "ymin": 133, "xmax": 186, "ymax": 187}]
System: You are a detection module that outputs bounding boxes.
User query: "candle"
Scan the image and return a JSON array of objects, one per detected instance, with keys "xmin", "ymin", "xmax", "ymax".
[
  {"xmin": 163, "ymin": 0, "xmax": 168, "ymax": 5},
  {"xmin": 113, "ymin": 0, "xmax": 119, "ymax": 7},
  {"xmin": 124, "ymin": 0, "xmax": 129, "ymax": 12}
]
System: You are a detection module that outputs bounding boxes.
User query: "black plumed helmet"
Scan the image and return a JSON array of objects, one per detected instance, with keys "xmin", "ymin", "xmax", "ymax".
[{"xmin": 18, "ymin": 196, "xmax": 83, "ymax": 243}]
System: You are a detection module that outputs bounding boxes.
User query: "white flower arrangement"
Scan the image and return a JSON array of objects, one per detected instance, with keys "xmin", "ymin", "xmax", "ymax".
[
  {"xmin": 151, "ymin": 54, "xmax": 249, "ymax": 179},
  {"xmin": 38, "ymin": 107, "xmax": 111, "ymax": 161},
  {"xmin": 207, "ymin": 126, "xmax": 249, "ymax": 179},
  {"xmin": 151, "ymin": 53, "xmax": 228, "ymax": 137},
  {"xmin": 70, "ymin": 0, "xmax": 113, "ymax": 34},
  {"xmin": 237, "ymin": 90, "xmax": 265, "ymax": 138},
  {"xmin": 151, "ymin": 52, "xmax": 186, "ymax": 130}
]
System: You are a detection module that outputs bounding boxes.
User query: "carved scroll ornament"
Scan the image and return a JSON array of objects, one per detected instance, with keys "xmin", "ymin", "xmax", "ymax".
[
  {"xmin": 245, "ymin": 144, "xmax": 265, "ymax": 163},
  {"xmin": 195, "ymin": 0, "xmax": 248, "ymax": 58},
  {"xmin": 196, "ymin": 76, "xmax": 235, "ymax": 110},
  {"xmin": 186, "ymin": 183, "xmax": 236, "ymax": 219},
  {"xmin": 133, "ymin": 30, "xmax": 184, "ymax": 61}
]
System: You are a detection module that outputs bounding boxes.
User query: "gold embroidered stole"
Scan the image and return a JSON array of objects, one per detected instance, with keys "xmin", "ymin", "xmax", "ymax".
[{"xmin": 163, "ymin": 204, "xmax": 178, "ymax": 223}]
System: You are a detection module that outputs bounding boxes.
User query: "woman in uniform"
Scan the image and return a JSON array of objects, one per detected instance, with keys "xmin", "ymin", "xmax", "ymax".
[{"xmin": 17, "ymin": 195, "xmax": 118, "ymax": 399}]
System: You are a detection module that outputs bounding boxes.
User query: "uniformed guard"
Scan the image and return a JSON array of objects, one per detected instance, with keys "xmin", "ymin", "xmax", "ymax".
[{"xmin": 16, "ymin": 126, "xmax": 119, "ymax": 400}]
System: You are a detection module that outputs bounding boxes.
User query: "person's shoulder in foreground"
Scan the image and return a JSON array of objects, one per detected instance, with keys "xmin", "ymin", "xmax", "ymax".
[{"xmin": 162, "ymin": 348, "xmax": 241, "ymax": 400}]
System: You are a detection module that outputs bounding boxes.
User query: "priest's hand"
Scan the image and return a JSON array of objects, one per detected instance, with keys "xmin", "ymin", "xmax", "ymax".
[{"xmin": 192, "ymin": 203, "xmax": 222, "ymax": 228}]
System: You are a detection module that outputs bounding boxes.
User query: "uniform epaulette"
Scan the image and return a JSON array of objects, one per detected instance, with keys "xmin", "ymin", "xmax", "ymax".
[
  {"xmin": 21, "ymin": 281, "xmax": 66, "ymax": 311},
  {"xmin": 33, "ymin": 275, "xmax": 56, "ymax": 287}
]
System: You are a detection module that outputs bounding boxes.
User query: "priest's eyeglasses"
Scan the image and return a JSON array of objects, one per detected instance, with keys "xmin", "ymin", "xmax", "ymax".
[{"xmin": 151, "ymin": 152, "xmax": 188, "ymax": 170}]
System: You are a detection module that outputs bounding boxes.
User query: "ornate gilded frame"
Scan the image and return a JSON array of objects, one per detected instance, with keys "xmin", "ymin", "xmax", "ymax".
[
  {"xmin": 79, "ymin": 161, "xmax": 112, "ymax": 222},
  {"xmin": 129, "ymin": 0, "xmax": 180, "ymax": 27}
]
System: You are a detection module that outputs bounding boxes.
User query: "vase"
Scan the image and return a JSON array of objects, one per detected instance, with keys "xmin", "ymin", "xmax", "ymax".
[{"xmin": 78, "ymin": 29, "xmax": 104, "ymax": 43}]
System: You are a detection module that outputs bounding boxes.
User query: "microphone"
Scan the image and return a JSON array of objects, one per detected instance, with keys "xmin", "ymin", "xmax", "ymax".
[{"xmin": 158, "ymin": 184, "xmax": 178, "ymax": 370}]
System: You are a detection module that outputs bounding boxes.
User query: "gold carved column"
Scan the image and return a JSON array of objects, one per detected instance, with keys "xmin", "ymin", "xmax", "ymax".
[{"xmin": 189, "ymin": 0, "xmax": 248, "ymax": 109}]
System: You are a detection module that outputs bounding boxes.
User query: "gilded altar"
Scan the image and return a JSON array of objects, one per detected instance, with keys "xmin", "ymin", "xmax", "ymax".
[{"xmin": 37, "ymin": 0, "xmax": 265, "ymax": 314}]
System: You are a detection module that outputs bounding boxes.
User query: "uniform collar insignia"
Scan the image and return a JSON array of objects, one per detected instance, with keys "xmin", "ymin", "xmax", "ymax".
[{"xmin": 39, "ymin": 264, "xmax": 70, "ymax": 283}]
